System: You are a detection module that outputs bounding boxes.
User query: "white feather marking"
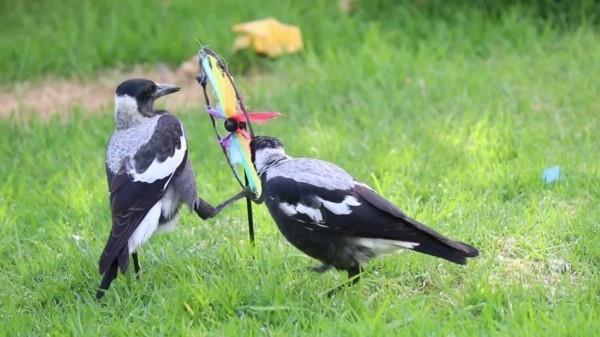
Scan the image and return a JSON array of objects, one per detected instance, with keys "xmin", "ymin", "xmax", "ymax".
[
  {"xmin": 353, "ymin": 238, "xmax": 420, "ymax": 255},
  {"xmin": 279, "ymin": 201, "xmax": 324, "ymax": 224},
  {"xmin": 130, "ymin": 135, "xmax": 187, "ymax": 183},
  {"xmin": 160, "ymin": 186, "xmax": 178, "ymax": 219},
  {"xmin": 295, "ymin": 203, "xmax": 323, "ymax": 222},
  {"xmin": 279, "ymin": 202, "xmax": 298, "ymax": 216},
  {"xmin": 128, "ymin": 202, "xmax": 162, "ymax": 253},
  {"xmin": 155, "ymin": 186, "xmax": 181, "ymax": 234},
  {"xmin": 318, "ymin": 196, "xmax": 361, "ymax": 215},
  {"xmin": 114, "ymin": 95, "xmax": 138, "ymax": 119}
]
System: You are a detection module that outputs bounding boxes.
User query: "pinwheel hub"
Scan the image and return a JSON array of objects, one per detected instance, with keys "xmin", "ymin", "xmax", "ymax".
[
  {"xmin": 224, "ymin": 118, "xmax": 238, "ymax": 132},
  {"xmin": 224, "ymin": 118, "xmax": 247, "ymax": 133}
]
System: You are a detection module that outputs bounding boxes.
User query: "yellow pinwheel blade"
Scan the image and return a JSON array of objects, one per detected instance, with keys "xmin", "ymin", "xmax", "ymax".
[{"xmin": 200, "ymin": 51, "xmax": 238, "ymax": 118}]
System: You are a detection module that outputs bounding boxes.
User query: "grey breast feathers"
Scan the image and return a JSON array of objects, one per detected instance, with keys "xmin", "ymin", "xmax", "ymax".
[{"xmin": 106, "ymin": 116, "xmax": 161, "ymax": 174}]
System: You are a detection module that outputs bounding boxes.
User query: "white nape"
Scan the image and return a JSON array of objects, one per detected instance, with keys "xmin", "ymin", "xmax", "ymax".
[
  {"xmin": 129, "ymin": 135, "xmax": 187, "ymax": 183},
  {"xmin": 128, "ymin": 202, "xmax": 162, "ymax": 253},
  {"xmin": 114, "ymin": 94, "xmax": 138, "ymax": 116}
]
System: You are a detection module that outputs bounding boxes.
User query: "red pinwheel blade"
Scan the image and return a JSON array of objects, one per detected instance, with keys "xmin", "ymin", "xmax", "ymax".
[{"xmin": 241, "ymin": 112, "xmax": 281, "ymax": 124}]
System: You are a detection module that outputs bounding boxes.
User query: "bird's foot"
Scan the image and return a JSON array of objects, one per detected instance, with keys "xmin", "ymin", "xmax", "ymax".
[{"xmin": 194, "ymin": 198, "xmax": 217, "ymax": 220}]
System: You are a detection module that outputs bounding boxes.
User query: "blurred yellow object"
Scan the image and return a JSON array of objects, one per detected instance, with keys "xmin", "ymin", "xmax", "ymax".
[{"xmin": 233, "ymin": 18, "xmax": 303, "ymax": 57}]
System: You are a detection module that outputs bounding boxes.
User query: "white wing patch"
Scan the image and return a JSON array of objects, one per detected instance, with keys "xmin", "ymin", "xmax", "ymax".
[
  {"xmin": 278, "ymin": 202, "xmax": 324, "ymax": 223},
  {"xmin": 128, "ymin": 201, "xmax": 162, "ymax": 253},
  {"xmin": 277, "ymin": 196, "xmax": 360, "ymax": 224},
  {"xmin": 129, "ymin": 135, "xmax": 187, "ymax": 183},
  {"xmin": 318, "ymin": 196, "xmax": 361, "ymax": 215},
  {"xmin": 279, "ymin": 202, "xmax": 298, "ymax": 216},
  {"xmin": 296, "ymin": 204, "xmax": 323, "ymax": 222},
  {"xmin": 353, "ymin": 238, "xmax": 420, "ymax": 255}
]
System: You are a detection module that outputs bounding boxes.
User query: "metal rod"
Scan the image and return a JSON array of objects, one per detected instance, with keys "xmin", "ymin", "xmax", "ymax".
[{"xmin": 244, "ymin": 173, "xmax": 255, "ymax": 245}]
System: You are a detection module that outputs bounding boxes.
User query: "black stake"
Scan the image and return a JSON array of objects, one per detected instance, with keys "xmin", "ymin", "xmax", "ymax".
[
  {"xmin": 244, "ymin": 174, "xmax": 255, "ymax": 245},
  {"xmin": 244, "ymin": 172, "xmax": 254, "ymax": 246}
]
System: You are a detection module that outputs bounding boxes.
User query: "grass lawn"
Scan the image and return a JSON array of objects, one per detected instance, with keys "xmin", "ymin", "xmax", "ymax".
[{"xmin": 1, "ymin": 1, "xmax": 599, "ymax": 336}]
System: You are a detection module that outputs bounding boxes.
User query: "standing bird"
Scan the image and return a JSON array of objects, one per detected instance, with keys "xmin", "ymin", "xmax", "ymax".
[
  {"xmin": 251, "ymin": 136, "xmax": 479, "ymax": 284},
  {"xmin": 97, "ymin": 78, "xmax": 250, "ymax": 299}
]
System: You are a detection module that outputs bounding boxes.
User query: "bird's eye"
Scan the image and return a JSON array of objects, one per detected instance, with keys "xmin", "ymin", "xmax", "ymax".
[{"xmin": 143, "ymin": 84, "xmax": 156, "ymax": 97}]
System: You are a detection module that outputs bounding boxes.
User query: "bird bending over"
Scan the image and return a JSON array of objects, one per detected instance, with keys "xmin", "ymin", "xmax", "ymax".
[
  {"xmin": 97, "ymin": 78, "xmax": 250, "ymax": 299},
  {"xmin": 250, "ymin": 136, "xmax": 479, "ymax": 285}
]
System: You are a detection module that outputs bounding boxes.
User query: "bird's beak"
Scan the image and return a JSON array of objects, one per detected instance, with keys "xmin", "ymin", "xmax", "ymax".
[{"xmin": 153, "ymin": 83, "xmax": 180, "ymax": 99}]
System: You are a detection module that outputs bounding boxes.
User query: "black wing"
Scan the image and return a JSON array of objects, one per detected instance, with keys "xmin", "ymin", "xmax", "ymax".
[
  {"xmin": 99, "ymin": 114, "xmax": 187, "ymax": 274},
  {"xmin": 264, "ymin": 176, "xmax": 404, "ymax": 235},
  {"xmin": 264, "ymin": 176, "xmax": 478, "ymax": 263}
]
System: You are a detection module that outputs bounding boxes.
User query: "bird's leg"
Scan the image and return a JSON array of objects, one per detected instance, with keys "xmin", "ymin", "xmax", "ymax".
[
  {"xmin": 132, "ymin": 252, "xmax": 140, "ymax": 280},
  {"xmin": 321, "ymin": 265, "xmax": 363, "ymax": 297},
  {"xmin": 311, "ymin": 263, "xmax": 333, "ymax": 273},
  {"xmin": 347, "ymin": 265, "xmax": 363, "ymax": 284},
  {"xmin": 194, "ymin": 187, "xmax": 253, "ymax": 220},
  {"xmin": 214, "ymin": 188, "xmax": 253, "ymax": 214}
]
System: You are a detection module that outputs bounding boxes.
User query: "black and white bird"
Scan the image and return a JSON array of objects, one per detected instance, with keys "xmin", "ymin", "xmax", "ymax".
[
  {"xmin": 251, "ymin": 136, "xmax": 479, "ymax": 284},
  {"xmin": 97, "ymin": 78, "xmax": 249, "ymax": 299}
]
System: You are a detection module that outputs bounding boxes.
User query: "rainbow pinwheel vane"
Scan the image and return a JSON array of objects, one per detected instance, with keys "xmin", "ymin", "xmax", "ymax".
[{"xmin": 196, "ymin": 47, "xmax": 279, "ymax": 204}]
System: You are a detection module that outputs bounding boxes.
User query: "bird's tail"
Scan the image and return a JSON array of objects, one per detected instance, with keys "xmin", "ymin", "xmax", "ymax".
[
  {"xmin": 96, "ymin": 261, "xmax": 119, "ymax": 300},
  {"xmin": 352, "ymin": 183, "xmax": 479, "ymax": 264},
  {"xmin": 411, "ymin": 235, "xmax": 479, "ymax": 265}
]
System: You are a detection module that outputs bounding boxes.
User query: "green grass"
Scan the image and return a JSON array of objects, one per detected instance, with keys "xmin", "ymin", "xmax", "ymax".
[
  {"xmin": 2, "ymin": 0, "xmax": 599, "ymax": 84},
  {"xmin": 1, "ymin": 1, "xmax": 600, "ymax": 336}
]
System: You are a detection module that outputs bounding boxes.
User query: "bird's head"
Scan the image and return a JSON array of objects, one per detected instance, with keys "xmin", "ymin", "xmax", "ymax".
[
  {"xmin": 114, "ymin": 78, "xmax": 180, "ymax": 128},
  {"xmin": 250, "ymin": 136, "xmax": 287, "ymax": 174}
]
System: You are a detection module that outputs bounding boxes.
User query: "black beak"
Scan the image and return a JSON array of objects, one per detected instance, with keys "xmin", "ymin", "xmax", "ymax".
[{"xmin": 153, "ymin": 83, "xmax": 180, "ymax": 99}]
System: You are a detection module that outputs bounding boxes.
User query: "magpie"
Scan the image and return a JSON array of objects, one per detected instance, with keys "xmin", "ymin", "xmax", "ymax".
[
  {"xmin": 97, "ymin": 78, "xmax": 251, "ymax": 299},
  {"xmin": 250, "ymin": 136, "xmax": 479, "ymax": 284}
]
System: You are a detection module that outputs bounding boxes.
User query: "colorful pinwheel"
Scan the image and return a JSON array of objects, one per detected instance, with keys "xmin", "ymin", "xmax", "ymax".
[{"xmin": 196, "ymin": 47, "xmax": 279, "ymax": 243}]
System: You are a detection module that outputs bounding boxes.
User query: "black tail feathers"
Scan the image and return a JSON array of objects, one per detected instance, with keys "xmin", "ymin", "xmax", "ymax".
[{"xmin": 413, "ymin": 237, "xmax": 479, "ymax": 265}]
